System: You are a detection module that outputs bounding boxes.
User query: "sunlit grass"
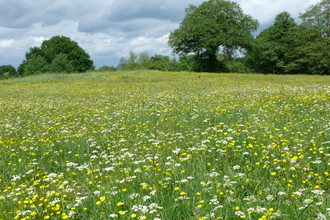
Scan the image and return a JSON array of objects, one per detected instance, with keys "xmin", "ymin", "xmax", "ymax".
[{"xmin": 1, "ymin": 71, "xmax": 329, "ymax": 219}]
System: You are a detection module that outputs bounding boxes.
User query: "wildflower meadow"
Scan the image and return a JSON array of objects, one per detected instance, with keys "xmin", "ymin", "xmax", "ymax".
[{"xmin": 0, "ymin": 71, "xmax": 329, "ymax": 220}]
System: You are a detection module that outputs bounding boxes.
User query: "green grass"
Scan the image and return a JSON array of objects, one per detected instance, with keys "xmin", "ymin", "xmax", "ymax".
[{"xmin": 0, "ymin": 71, "xmax": 329, "ymax": 220}]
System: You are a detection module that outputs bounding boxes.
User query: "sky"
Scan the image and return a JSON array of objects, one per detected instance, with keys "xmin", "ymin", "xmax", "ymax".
[{"xmin": 0, "ymin": 0, "xmax": 321, "ymax": 69}]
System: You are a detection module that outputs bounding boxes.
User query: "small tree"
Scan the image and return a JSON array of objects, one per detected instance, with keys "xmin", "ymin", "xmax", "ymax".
[
  {"xmin": 127, "ymin": 51, "xmax": 142, "ymax": 70},
  {"xmin": 0, "ymin": 65, "xmax": 16, "ymax": 77},
  {"xmin": 138, "ymin": 51, "xmax": 150, "ymax": 69},
  {"xmin": 149, "ymin": 55, "xmax": 170, "ymax": 71},
  {"xmin": 118, "ymin": 57, "xmax": 128, "ymax": 70},
  {"xmin": 98, "ymin": 65, "xmax": 117, "ymax": 72}
]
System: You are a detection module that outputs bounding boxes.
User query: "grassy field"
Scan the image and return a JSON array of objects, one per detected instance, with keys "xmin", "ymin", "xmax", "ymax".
[{"xmin": 0, "ymin": 71, "xmax": 329, "ymax": 220}]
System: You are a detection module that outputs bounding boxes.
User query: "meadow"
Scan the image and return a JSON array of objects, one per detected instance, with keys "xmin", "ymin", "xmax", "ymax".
[{"xmin": 0, "ymin": 71, "xmax": 329, "ymax": 220}]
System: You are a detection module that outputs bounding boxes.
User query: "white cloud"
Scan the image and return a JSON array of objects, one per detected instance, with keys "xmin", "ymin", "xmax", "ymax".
[
  {"xmin": 238, "ymin": 0, "xmax": 322, "ymax": 26},
  {"xmin": 0, "ymin": 39, "xmax": 14, "ymax": 48},
  {"xmin": 128, "ymin": 34, "xmax": 170, "ymax": 55}
]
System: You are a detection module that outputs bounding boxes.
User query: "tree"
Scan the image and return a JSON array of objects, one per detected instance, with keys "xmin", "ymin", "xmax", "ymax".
[
  {"xmin": 179, "ymin": 55, "xmax": 196, "ymax": 71},
  {"xmin": 246, "ymin": 12, "xmax": 297, "ymax": 74},
  {"xmin": 138, "ymin": 51, "xmax": 150, "ymax": 69},
  {"xmin": 127, "ymin": 51, "xmax": 142, "ymax": 70},
  {"xmin": 18, "ymin": 35, "xmax": 94, "ymax": 75},
  {"xmin": 284, "ymin": 25, "xmax": 330, "ymax": 75},
  {"xmin": 294, "ymin": 0, "xmax": 330, "ymax": 75},
  {"xmin": 98, "ymin": 65, "xmax": 117, "ymax": 72},
  {"xmin": 118, "ymin": 57, "xmax": 128, "ymax": 70},
  {"xmin": 149, "ymin": 54, "xmax": 170, "ymax": 71},
  {"xmin": 168, "ymin": 0, "xmax": 258, "ymax": 72},
  {"xmin": 299, "ymin": 0, "xmax": 330, "ymax": 38},
  {"xmin": 0, "ymin": 65, "xmax": 16, "ymax": 78},
  {"xmin": 17, "ymin": 47, "xmax": 44, "ymax": 76},
  {"xmin": 23, "ymin": 55, "xmax": 48, "ymax": 76},
  {"xmin": 226, "ymin": 57, "xmax": 252, "ymax": 73},
  {"xmin": 41, "ymin": 36, "xmax": 94, "ymax": 72},
  {"xmin": 168, "ymin": 57, "xmax": 181, "ymax": 71},
  {"xmin": 48, "ymin": 53, "xmax": 74, "ymax": 73}
]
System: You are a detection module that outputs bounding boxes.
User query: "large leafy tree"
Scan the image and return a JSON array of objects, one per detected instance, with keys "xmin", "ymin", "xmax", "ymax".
[
  {"xmin": 41, "ymin": 36, "xmax": 94, "ymax": 73},
  {"xmin": 246, "ymin": 12, "xmax": 297, "ymax": 74},
  {"xmin": 168, "ymin": 0, "xmax": 258, "ymax": 72},
  {"xmin": 18, "ymin": 35, "xmax": 94, "ymax": 76}
]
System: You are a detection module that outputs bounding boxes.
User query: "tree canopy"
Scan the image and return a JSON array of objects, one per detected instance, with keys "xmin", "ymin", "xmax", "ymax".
[
  {"xmin": 119, "ymin": 51, "xmax": 180, "ymax": 72},
  {"xmin": 245, "ymin": 2, "xmax": 330, "ymax": 75},
  {"xmin": 246, "ymin": 12, "xmax": 297, "ymax": 74},
  {"xmin": 0, "ymin": 65, "xmax": 16, "ymax": 76},
  {"xmin": 168, "ymin": 0, "xmax": 259, "ymax": 72},
  {"xmin": 18, "ymin": 36, "xmax": 94, "ymax": 76},
  {"xmin": 299, "ymin": 0, "xmax": 330, "ymax": 38},
  {"xmin": 3, "ymin": 1, "xmax": 329, "ymax": 79},
  {"xmin": 293, "ymin": 0, "xmax": 330, "ymax": 75}
]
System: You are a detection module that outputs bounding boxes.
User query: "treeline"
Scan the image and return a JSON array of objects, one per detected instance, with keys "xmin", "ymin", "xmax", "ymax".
[
  {"xmin": 111, "ymin": 0, "xmax": 330, "ymax": 75},
  {"xmin": 1, "ymin": 0, "xmax": 329, "ymax": 79},
  {"xmin": 167, "ymin": 0, "xmax": 330, "ymax": 75},
  {"xmin": 113, "ymin": 51, "xmax": 251, "ymax": 73}
]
